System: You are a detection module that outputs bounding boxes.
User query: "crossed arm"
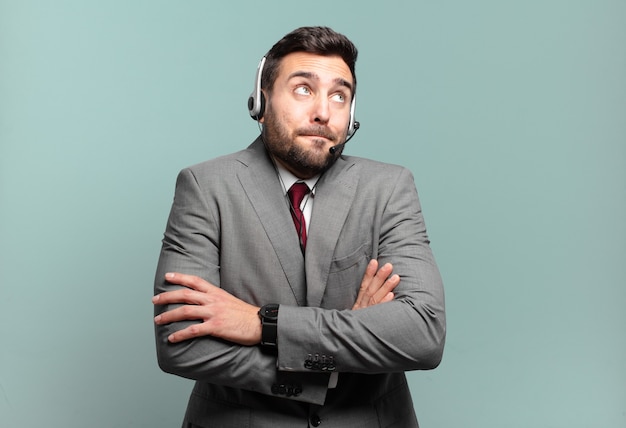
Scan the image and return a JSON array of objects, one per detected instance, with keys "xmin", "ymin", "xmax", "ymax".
[
  {"xmin": 153, "ymin": 259, "xmax": 399, "ymax": 345},
  {"xmin": 153, "ymin": 165, "xmax": 445, "ymax": 405}
]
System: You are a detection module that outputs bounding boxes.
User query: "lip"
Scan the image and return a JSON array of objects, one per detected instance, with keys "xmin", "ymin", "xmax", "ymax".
[{"xmin": 300, "ymin": 134, "xmax": 334, "ymax": 142}]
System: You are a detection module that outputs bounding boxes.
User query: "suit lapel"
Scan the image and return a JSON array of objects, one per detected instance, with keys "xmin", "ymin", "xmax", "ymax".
[
  {"xmin": 305, "ymin": 157, "xmax": 359, "ymax": 307},
  {"xmin": 236, "ymin": 138, "xmax": 307, "ymax": 305}
]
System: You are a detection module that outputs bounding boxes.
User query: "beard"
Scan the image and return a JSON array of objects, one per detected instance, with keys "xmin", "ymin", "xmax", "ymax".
[{"xmin": 262, "ymin": 108, "xmax": 344, "ymax": 178}]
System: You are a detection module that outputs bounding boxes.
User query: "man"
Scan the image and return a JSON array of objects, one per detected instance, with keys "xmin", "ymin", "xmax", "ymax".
[{"xmin": 153, "ymin": 26, "xmax": 445, "ymax": 427}]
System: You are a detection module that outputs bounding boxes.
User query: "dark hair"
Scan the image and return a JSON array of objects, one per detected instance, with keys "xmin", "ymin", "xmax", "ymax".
[{"xmin": 262, "ymin": 26, "xmax": 358, "ymax": 95}]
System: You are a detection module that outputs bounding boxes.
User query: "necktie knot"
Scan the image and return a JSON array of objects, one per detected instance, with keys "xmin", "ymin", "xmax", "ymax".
[{"xmin": 288, "ymin": 182, "xmax": 309, "ymax": 208}]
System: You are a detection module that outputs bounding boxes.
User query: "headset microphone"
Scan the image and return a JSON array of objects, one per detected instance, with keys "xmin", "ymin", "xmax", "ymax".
[
  {"xmin": 329, "ymin": 145, "xmax": 341, "ymax": 155},
  {"xmin": 329, "ymin": 120, "xmax": 360, "ymax": 154}
]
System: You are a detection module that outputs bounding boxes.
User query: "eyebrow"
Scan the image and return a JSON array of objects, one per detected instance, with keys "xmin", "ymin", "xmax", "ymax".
[{"xmin": 288, "ymin": 71, "xmax": 354, "ymax": 94}]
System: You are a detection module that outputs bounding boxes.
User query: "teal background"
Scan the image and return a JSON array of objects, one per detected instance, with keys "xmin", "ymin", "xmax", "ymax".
[{"xmin": 1, "ymin": 1, "xmax": 624, "ymax": 426}]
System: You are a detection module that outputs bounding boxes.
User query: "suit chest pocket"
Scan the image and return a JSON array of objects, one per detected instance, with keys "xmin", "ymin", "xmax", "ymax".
[{"xmin": 322, "ymin": 242, "xmax": 371, "ymax": 309}]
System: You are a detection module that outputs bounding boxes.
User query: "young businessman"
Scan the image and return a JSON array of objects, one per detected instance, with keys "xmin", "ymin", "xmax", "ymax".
[{"xmin": 153, "ymin": 26, "xmax": 445, "ymax": 427}]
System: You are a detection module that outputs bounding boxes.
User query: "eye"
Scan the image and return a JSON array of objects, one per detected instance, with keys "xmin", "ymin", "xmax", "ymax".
[
  {"xmin": 331, "ymin": 93, "xmax": 347, "ymax": 103},
  {"xmin": 294, "ymin": 86, "xmax": 311, "ymax": 96}
]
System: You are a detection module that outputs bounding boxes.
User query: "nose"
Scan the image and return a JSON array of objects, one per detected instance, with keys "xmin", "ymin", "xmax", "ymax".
[{"xmin": 312, "ymin": 96, "xmax": 330, "ymax": 125}]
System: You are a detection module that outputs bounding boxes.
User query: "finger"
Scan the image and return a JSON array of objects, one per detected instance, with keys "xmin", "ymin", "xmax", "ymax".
[
  {"xmin": 371, "ymin": 263, "xmax": 393, "ymax": 286},
  {"xmin": 380, "ymin": 291, "xmax": 395, "ymax": 304},
  {"xmin": 153, "ymin": 287, "xmax": 206, "ymax": 306},
  {"xmin": 164, "ymin": 272, "xmax": 211, "ymax": 292},
  {"xmin": 354, "ymin": 260, "xmax": 377, "ymax": 308},
  {"xmin": 353, "ymin": 263, "xmax": 398, "ymax": 309},
  {"xmin": 370, "ymin": 274, "xmax": 400, "ymax": 305},
  {"xmin": 167, "ymin": 322, "xmax": 211, "ymax": 343},
  {"xmin": 353, "ymin": 260, "xmax": 378, "ymax": 309},
  {"xmin": 154, "ymin": 304, "xmax": 207, "ymax": 325},
  {"xmin": 363, "ymin": 262, "xmax": 393, "ymax": 301}
]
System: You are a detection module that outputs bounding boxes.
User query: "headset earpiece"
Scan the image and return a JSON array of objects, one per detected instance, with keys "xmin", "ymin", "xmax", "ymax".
[
  {"xmin": 347, "ymin": 95, "xmax": 358, "ymax": 138},
  {"xmin": 248, "ymin": 56, "xmax": 266, "ymax": 120}
]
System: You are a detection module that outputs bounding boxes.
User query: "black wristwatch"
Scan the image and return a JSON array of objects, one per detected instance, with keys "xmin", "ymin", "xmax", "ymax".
[{"xmin": 258, "ymin": 304, "xmax": 279, "ymax": 349}]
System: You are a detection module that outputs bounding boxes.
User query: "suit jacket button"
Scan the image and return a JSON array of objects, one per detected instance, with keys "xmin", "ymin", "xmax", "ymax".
[
  {"xmin": 271, "ymin": 383, "xmax": 284, "ymax": 395},
  {"xmin": 310, "ymin": 414, "xmax": 321, "ymax": 427}
]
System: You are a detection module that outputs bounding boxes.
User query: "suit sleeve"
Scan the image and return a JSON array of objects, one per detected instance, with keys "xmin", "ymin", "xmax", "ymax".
[
  {"xmin": 276, "ymin": 167, "xmax": 446, "ymax": 374},
  {"xmin": 154, "ymin": 168, "xmax": 330, "ymax": 405}
]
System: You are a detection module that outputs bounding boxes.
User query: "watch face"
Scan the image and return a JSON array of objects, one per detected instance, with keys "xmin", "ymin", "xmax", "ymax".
[{"xmin": 262, "ymin": 304, "xmax": 279, "ymax": 318}]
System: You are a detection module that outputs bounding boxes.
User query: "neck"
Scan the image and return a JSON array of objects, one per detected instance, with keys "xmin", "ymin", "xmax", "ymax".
[{"xmin": 272, "ymin": 156, "xmax": 315, "ymax": 180}]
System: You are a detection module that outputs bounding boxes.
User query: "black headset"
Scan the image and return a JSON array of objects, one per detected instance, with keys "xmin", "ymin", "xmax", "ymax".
[{"xmin": 247, "ymin": 56, "xmax": 359, "ymax": 139}]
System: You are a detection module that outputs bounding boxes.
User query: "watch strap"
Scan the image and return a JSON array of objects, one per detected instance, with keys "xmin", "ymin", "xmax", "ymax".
[{"xmin": 259, "ymin": 304, "xmax": 279, "ymax": 349}]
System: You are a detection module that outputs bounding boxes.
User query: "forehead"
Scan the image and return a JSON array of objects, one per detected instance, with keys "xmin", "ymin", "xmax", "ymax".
[{"xmin": 276, "ymin": 52, "xmax": 353, "ymax": 87}]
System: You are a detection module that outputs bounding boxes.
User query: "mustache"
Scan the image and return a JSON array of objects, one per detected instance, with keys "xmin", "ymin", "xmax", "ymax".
[{"xmin": 295, "ymin": 126, "xmax": 337, "ymax": 142}]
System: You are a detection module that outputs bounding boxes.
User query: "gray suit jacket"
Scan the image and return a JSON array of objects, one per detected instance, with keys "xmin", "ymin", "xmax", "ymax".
[{"xmin": 154, "ymin": 138, "xmax": 445, "ymax": 427}]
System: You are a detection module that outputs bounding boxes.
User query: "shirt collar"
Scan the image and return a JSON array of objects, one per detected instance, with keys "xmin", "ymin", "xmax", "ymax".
[{"xmin": 273, "ymin": 159, "xmax": 319, "ymax": 195}]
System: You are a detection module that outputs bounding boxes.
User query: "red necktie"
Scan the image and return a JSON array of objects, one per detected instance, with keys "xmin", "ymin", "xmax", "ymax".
[{"xmin": 288, "ymin": 182, "xmax": 309, "ymax": 251}]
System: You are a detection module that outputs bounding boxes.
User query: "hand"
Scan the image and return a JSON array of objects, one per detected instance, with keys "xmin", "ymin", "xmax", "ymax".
[
  {"xmin": 352, "ymin": 260, "xmax": 399, "ymax": 310},
  {"xmin": 153, "ymin": 273, "xmax": 261, "ymax": 345}
]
